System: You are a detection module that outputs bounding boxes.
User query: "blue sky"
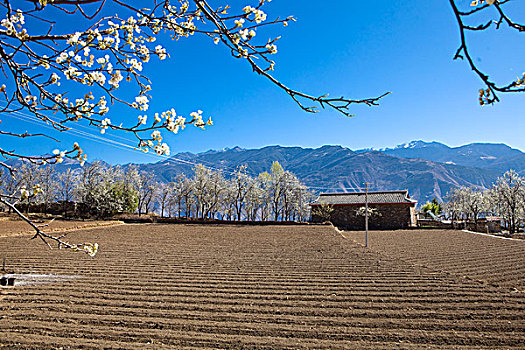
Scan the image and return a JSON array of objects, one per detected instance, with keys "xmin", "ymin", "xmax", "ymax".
[{"xmin": 2, "ymin": 0, "xmax": 524, "ymax": 164}]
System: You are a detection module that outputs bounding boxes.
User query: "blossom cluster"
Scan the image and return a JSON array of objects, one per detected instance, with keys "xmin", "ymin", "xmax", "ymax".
[
  {"xmin": 1, "ymin": 10, "xmax": 28, "ymax": 40},
  {"xmin": 135, "ymin": 108, "xmax": 212, "ymax": 156},
  {"xmin": 19, "ymin": 184, "xmax": 42, "ymax": 200},
  {"xmin": 243, "ymin": 6, "xmax": 268, "ymax": 23},
  {"xmin": 68, "ymin": 242, "xmax": 99, "ymax": 257},
  {"xmin": 2, "ymin": 0, "xmax": 291, "ymax": 161}
]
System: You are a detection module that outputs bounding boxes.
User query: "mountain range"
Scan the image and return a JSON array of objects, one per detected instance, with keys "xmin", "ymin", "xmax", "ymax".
[
  {"xmin": 7, "ymin": 141, "xmax": 524, "ymax": 204},
  {"xmin": 377, "ymin": 141, "xmax": 525, "ymax": 173},
  {"xmin": 129, "ymin": 141, "xmax": 525, "ymax": 204}
]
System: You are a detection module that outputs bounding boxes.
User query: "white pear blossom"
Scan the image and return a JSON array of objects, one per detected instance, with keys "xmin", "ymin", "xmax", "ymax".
[
  {"xmin": 151, "ymin": 130, "xmax": 162, "ymax": 141},
  {"xmin": 155, "ymin": 45, "xmax": 167, "ymax": 60},
  {"xmin": 138, "ymin": 115, "xmax": 147, "ymax": 124},
  {"xmin": 108, "ymin": 71, "xmax": 123, "ymax": 87}
]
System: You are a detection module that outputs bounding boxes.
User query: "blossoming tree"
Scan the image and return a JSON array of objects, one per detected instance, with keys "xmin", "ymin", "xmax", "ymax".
[
  {"xmin": 0, "ymin": 0, "xmax": 522, "ymax": 254},
  {"xmin": 0, "ymin": 0, "xmax": 391, "ymax": 254}
]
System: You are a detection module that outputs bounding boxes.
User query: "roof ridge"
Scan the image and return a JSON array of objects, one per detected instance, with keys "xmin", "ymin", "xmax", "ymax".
[
  {"xmin": 320, "ymin": 190, "xmax": 408, "ymax": 196},
  {"xmin": 312, "ymin": 190, "xmax": 417, "ymax": 205}
]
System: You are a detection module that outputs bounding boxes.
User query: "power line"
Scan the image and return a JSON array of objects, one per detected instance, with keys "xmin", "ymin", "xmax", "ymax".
[
  {"xmin": 0, "ymin": 103, "xmax": 245, "ymax": 176},
  {"xmin": 1, "ymin": 102, "xmax": 363, "ymax": 191}
]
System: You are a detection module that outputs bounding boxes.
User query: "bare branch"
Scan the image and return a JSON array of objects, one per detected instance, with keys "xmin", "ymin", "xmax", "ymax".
[{"xmin": 449, "ymin": 0, "xmax": 525, "ymax": 105}]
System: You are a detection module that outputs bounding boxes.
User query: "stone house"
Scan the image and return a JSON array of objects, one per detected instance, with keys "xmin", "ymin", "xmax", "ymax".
[{"xmin": 310, "ymin": 190, "xmax": 417, "ymax": 230}]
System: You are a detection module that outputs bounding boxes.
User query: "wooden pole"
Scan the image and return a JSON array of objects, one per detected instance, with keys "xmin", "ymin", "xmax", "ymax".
[{"xmin": 365, "ymin": 182, "xmax": 369, "ymax": 248}]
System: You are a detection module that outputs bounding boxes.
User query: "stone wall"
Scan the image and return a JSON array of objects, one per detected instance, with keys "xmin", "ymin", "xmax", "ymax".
[{"xmin": 312, "ymin": 204, "xmax": 415, "ymax": 230}]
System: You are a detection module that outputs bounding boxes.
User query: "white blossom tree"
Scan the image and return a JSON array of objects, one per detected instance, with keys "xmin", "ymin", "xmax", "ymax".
[
  {"xmin": 0, "ymin": 0, "xmax": 388, "ymax": 253},
  {"xmin": 74, "ymin": 161, "xmax": 137, "ymax": 218},
  {"xmin": 245, "ymin": 176, "xmax": 264, "ymax": 221},
  {"xmin": 134, "ymin": 170, "xmax": 156, "ymax": 216},
  {"xmin": 36, "ymin": 165, "xmax": 60, "ymax": 214},
  {"xmin": 490, "ymin": 170, "xmax": 525, "ymax": 235},
  {"xmin": 155, "ymin": 181, "xmax": 171, "ymax": 218},
  {"xmin": 265, "ymin": 161, "xmax": 286, "ymax": 221},
  {"xmin": 57, "ymin": 168, "xmax": 78, "ymax": 216},
  {"xmin": 205, "ymin": 169, "xmax": 226, "ymax": 219},
  {"xmin": 444, "ymin": 171, "xmax": 525, "ymax": 234},
  {"xmin": 444, "ymin": 186, "xmax": 488, "ymax": 228},
  {"xmin": 167, "ymin": 173, "xmax": 191, "ymax": 218},
  {"xmin": 0, "ymin": 0, "xmax": 384, "ymax": 164},
  {"xmin": 444, "ymin": 187, "xmax": 467, "ymax": 225},
  {"xmin": 231, "ymin": 165, "xmax": 253, "ymax": 221},
  {"xmin": 462, "ymin": 187, "xmax": 488, "ymax": 227},
  {"xmin": 16, "ymin": 163, "xmax": 42, "ymax": 212},
  {"xmin": 220, "ymin": 181, "xmax": 237, "ymax": 220},
  {"xmin": 0, "ymin": 0, "xmax": 523, "ymax": 253}
]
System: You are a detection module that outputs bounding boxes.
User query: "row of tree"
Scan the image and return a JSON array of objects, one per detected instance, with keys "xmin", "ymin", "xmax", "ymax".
[
  {"xmin": 0, "ymin": 161, "xmax": 313, "ymax": 222},
  {"xmin": 444, "ymin": 170, "xmax": 525, "ymax": 234}
]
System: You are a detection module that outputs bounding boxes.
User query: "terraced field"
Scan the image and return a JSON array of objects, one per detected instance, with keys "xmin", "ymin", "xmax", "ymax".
[
  {"xmin": 1, "ymin": 224, "xmax": 524, "ymax": 349},
  {"xmin": 345, "ymin": 229, "xmax": 525, "ymax": 291}
]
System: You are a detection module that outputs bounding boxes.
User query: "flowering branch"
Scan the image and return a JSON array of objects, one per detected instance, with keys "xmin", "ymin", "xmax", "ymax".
[
  {"xmin": 0, "ymin": 0, "xmax": 389, "ymax": 254},
  {"xmin": 1, "ymin": 0, "xmax": 388, "ymax": 166},
  {"xmin": 0, "ymin": 192, "xmax": 98, "ymax": 256}
]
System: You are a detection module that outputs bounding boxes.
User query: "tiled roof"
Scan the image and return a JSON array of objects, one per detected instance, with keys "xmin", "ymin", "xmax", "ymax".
[{"xmin": 310, "ymin": 190, "xmax": 417, "ymax": 206}]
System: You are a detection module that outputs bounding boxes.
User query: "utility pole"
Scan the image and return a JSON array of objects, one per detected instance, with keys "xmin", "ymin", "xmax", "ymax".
[{"xmin": 365, "ymin": 182, "xmax": 369, "ymax": 248}]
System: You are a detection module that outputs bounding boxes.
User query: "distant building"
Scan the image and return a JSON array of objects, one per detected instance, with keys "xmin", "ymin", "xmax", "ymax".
[{"xmin": 310, "ymin": 190, "xmax": 417, "ymax": 230}]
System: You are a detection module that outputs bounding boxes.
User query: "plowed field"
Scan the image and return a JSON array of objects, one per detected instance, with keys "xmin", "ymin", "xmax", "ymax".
[
  {"xmin": 0, "ymin": 216, "xmax": 123, "ymax": 238},
  {"xmin": 345, "ymin": 229, "xmax": 525, "ymax": 291},
  {"xmin": 1, "ymin": 224, "xmax": 524, "ymax": 349}
]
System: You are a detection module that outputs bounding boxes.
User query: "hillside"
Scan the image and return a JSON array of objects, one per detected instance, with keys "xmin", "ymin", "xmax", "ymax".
[
  {"xmin": 131, "ymin": 145, "xmax": 502, "ymax": 203},
  {"xmin": 378, "ymin": 140, "xmax": 525, "ymax": 172},
  {"xmin": 7, "ymin": 142, "xmax": 521, "ymax": 204}
]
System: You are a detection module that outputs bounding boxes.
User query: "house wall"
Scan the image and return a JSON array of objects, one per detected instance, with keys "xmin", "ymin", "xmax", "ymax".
[{"xmin": 312, "ymin": 203, "xmax": 415, "ymax": 230}]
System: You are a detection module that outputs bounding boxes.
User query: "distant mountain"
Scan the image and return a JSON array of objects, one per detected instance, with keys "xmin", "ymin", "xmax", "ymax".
[
  {"xmin": 7, "ymin": 142, "xmax": 523, "ymax": 204},
  {"xmin": 378, "ymin": 140, "xmax": 525, "ymax": 173},
  {"xmin": 4, "ymin": 155, "xmax": 84, "ymax": 171},
  {"xmin": 131, "ymin": 145, "xmax": 503, "ymax": 203}
]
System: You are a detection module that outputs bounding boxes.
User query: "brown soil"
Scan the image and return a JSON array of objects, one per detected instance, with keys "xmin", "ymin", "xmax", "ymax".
[
  {"xmin": 345, "ymin": 229, "xmax": 525, "ymax": 291},
  {"xmin": 0, "ymin": 224, "xmax": 524, "ymax": 349},
  {"xmin": 0, "ymin": 215, "xmax": 124, "ymax": 238}
]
